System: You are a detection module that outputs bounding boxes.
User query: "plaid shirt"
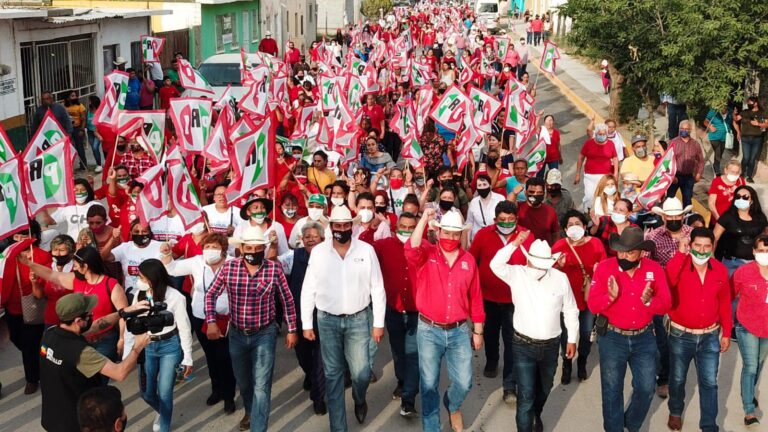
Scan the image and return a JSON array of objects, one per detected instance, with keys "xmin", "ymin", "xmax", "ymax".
[
  {"xmin": 644, "ymin": 224, "xmax": 693, "ymax": 266},
  {"xmin": 668, "ymin": 137, "xmax": 704, "ymax": 176},
  {"xmin": 122, "ymin": 152, "xmax": 155, "ymax": 179},
  {"xmin": 205, "ymin": 258, "xmax": 297, "ymax": 333},
  {"xmin": 597, "ymin": 216, "xmax": 638, "ymax": 257}
]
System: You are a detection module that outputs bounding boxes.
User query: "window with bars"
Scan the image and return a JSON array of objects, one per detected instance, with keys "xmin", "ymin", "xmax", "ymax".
[{"xmin": 215, "ymin": 13, "xmax": 238, "ymax": 52}]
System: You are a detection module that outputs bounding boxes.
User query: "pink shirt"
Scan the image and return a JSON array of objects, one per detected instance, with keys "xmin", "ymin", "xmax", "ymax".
[{"xmin": 733, "ymin": 262, "xmax": 768, "ymax": 337}]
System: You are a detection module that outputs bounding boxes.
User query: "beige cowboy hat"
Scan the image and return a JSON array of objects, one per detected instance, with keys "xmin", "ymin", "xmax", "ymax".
[
  {"xmin": 429, "ymin": 210, "xmax": 470, "ymax": 232},
  {"xmin": 521, "ymin": 239, "xmax": 562, "ymax": 269},
  {"xmin": 651, "ymin": 197, "xmax": 692, "ymax": 217},
  {"xmin": 228, "ymin": 225, "xmax": 268, "ymax": 246},
  {"xmin": 329, "ymin": 206, "xmax": 354, "ymax": 223}
]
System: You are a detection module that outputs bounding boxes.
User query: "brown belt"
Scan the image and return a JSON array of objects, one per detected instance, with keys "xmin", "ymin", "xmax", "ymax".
[
  {"xmin": 607, "ymin": 323, "xmax": 653, "ymax": 336},
  {"xmin": 419, "ymin": 314, "xmax": 466, "ymax": 330},
  {"xmin": 670, "ymin": 321, "xmax": 720, "ymax": 335}
]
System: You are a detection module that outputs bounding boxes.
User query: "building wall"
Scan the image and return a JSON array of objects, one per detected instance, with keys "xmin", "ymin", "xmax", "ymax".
[
  {"xmin": 200, "ymin": 1, "xmax": 261, "ymax": 61},
  {"xmin": 259, "ymin": 0, "xmax": 285, "ymax": 55},
  {"xmin": 315, "ymin": 0, "xmax": 355, "ymax": 35},
  {"xmin": 0, "ymin": 20, "xmax": 26, "ymax": 151},
  {"xmin": 283, "ymin": 0, "xmax": 317, "ymax": 52},
  {"xmin": 52, "ymin": 0, "xmax": 201, "ymax": 32}
]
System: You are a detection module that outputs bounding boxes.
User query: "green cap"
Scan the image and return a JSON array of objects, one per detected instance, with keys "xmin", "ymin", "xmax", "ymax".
[
  {"xmin": 56, "ymin": 293, "xmax": 98, "ymax": 322},
  {"xmin": 308, "ymin": 194, "xmax": 327, "ymax": 207}
]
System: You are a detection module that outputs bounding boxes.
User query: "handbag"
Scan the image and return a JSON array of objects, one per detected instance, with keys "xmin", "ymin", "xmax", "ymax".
[
  {"xmin": 722, "ymin": 113, "xmax": 735, "ymax": 150},
  {"xmin": 17, "ymin": 264, "xmax": 45, "ymax": 325},
  {"xmin": 565, "ymin": 239, "xmax": 591, "ymax": 302}
]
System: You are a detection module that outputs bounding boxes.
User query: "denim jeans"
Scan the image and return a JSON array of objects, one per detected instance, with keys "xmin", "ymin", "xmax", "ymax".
[
  {"xmin": 526, "ymin": 31, "xmax": 533, "ymax": 44},
  {"xmin": 417, "ymin": 320, "xmax": 473, "ymax": 432},
  {"xmin": 317, "ymin": 308, "xmax": 371, "ymax": 432},
  {"xmin": 722, "ymin": 257, "xmax": 750, "ymax": 278},
  {"xmin": 735, "ymin": 323, "xmax": 768, "ymax": 415},
  {"xmin": 140, "ymin": 334, "xmax": 182, "ymax": 432},
  {"xmin": 710, "ymin": 140, "xmax": 724, "ymax": 175},
  {"xmin": 87, "ymin": 129, "xmax": 102, "ymax": 166},
  {"xmin": 535, "ymin": 161, "xmax": 560, "ymax": 180},
  {"xmin": 229, "ymin": 323, "xmax": 278, "ymax": 432},
  {"xmin": 483, "ymin": 300, "xmax": 516, "ymax": 391},
  {"xmin": 666, "ymin": 173, "xmax": 695, "ymax": 208},
  {"xmin": 90, "ymin": 329, "xmax": 119, "ymax": 385},
  {"xmin": 533, "ymin": 31, "xmax": 542, "ymax": 46},
  {"xmin": 653, "ymin": 315, "xmax": 670, "ymax": 385},
  {"xmin": 516, "ymin": 64, "xmax": 528, "ymax": 81},
  {"xmin": 741, "ymin": 135, "xmax": 763, "ymax": 178},
  {"xmin": 560, "ymin": 309, "xmax": 594, "ymax": 361},
  {"xmin": 667, "ymin": 327, "xmax": 721, "ymax": 432},
  {"xmin": 71, "ymin": 128, "xmax": 87, "ymax": 169},
  {"xmin": 385, "ymin": 308, "xmax": 420, "ymax": 404},
  {"xmin": 512, "ymin": 335, "xmax": 559, "ymax": 432},
  {"xmin": 598, "ymin": 328, "xmax": 657, "ymax": 432},
  {"xmin": 667, "ymin": 103, "xmax": 688, "ymax": 139}
]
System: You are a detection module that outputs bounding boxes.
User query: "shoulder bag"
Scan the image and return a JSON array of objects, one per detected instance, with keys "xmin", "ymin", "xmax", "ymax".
[
  {"xmin": 565, "ymin": 239, "xmax": 591, "ymax": 303},
  {"xmin": 18, "ymin": 264, "xmax": 45, "ymax": 325}
]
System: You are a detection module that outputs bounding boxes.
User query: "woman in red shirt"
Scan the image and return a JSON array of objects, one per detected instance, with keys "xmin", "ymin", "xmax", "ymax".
[
  {"xmin": 33, "ymin": 235, "xmax": 76, "ymax": 327},
  {"xmin": 576, "ymin": 123, "xmax": 618, "ymax": 212},
  {"xmin": 538, "ymin": 114, "xmax": 562, "ymax": 179},
  {"xmin": 552, "ymin": 210, "xmax": 607, "ymax": 383},
  {"xmin": 374, "ymin": 190, "xmax": 398, "ymax": 233},
  {"xmin": 707, "ymin": 159, "xmax": 745, "ymax": 227}
]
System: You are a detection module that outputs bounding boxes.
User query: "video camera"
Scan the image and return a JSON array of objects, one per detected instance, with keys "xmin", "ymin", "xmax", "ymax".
[{"xmin": 123, "ymin": 302, "xmax": 174, "ymax": 335}]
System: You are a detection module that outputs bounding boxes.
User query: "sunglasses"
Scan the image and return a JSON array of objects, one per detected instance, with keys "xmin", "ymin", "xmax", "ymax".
[{"xmin": 736, "ymin": 194, "xmax": 751, "ymax": 200}]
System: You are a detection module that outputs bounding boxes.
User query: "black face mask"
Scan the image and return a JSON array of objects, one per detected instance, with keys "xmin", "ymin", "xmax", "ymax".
[
  {"xmin": 132, "ymin": 234, "xmax": 151, "ymax": 246},
  {"xmin": 54, "ymin": 255, "xmax": 73, "ymax": 266},
  {"xmin": 375, "ymin": 205, "xmax": 387, "ymax": 214},
  {"xmin": 617, "ymin": 258, "xmax": 640, "ymax": 271},
  {"xmin": 666, "ymin": 219, "xmax": 683, "ymax": 232},
  {"xmin": 547, "ymin": 186, "xmax": 561, "ymax": 197},
  {"xmin": 332, "ymin": 229, "xmax": 353, "ymax": 244},
  {"xmin": 439, "ymin": 200, "xmax": 454, "ymax": 212},
  {"xmin": 527, "ymin": 194, "xmax": 544, "ymax": 206},
  {"xmin": 477, "ymin": 187, "xmax": 491, "ymax": 198},
  {"xmin": 440, "ymin": 179, "xmax": 454, "ymax": 190},
  {"xmin": 74, "ymin": 270, "xmax": 87, "ymax": 281},
  {"xmin": 116, "ymin": 144, "xmax": 127, "ymax": 153},
  {"xmin": 243, "ymin": 251, "xmax": 265, "ymax": 266}
]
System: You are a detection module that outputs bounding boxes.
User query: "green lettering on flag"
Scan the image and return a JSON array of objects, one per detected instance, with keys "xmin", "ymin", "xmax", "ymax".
[
  {"xmin": 252, "ymin": 133, "xmax": 266, "ymax": 184},
  {"xmin": 438, "ymin": 94, "xmax": 458, "ymax": 117},
  {"xmin": 0, "ymin": 172, "xmax": 18, "ymax": 224},
  {"xmin": 41, "ymin": 153, "xmax": 62, "ymax": 199}
]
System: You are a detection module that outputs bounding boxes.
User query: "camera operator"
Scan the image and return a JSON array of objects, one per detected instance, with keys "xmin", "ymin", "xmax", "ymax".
[
  {"xmin": 130, "ymin": 258, "xmax": 193, "ymax": 432},
  {"xmin": 39, "ymin": 293, "xmax": 150, "ymax": 432}
]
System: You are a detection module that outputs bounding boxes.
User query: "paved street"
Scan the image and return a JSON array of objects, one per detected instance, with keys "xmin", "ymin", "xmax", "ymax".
[{"xmin": 0, "ymin": 69, "xmax": 761, "ymax": 432}]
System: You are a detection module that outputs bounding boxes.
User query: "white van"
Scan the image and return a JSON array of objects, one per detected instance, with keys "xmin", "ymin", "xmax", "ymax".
[
  {"xmin": 474, "ymin": 0, "xmax": 500, "ymax": 32},
  {"xmin": 195, "ymin": 53, "xmax": 250, "ymax": 101}
]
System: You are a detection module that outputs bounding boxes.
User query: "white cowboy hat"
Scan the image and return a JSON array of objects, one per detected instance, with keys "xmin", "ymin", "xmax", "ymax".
[
  {"xmin": 113, "ymin": 57, "xmax": 127, "ymax": 66},
  {"xmin": 429, "ymin": 210, "xmax": 470, "ymax": 232},
  {"xmin": 228, "ymin": 225, "xmax": 268, "ymax": 246},
  {"xmin": 651, "ymin": 197, "xmax": 692, "ymax": 217},
  {"xmin": 329, "ymin": 206, "xmax": 354, "ymax": 223},
  {"xmin": 265, "ymin": 31, "xmax": 272, "ymax": 37},
  {"xmin": 521, "ymin": 239, "xmax": 562, "ymax": 269}
]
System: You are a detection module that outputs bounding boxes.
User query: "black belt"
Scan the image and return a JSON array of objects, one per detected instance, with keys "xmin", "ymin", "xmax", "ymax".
[
  {"xmin": 150, "ymin": 328, "xmax": 179, "ymax": 342},
  {"xmin": 419, "ymin": 314, "xmax": 466, "ymax": 330},
  {"xmin": 513, "ymin": 330, "xmax": 559, "ymax": 346},
  {"xmin": 231, "ymin": 321, "xmax": 274, "ymax": 336},
  {"xmin": 321, "ymin": 308, "xmax": 367, "ymax": 318}
]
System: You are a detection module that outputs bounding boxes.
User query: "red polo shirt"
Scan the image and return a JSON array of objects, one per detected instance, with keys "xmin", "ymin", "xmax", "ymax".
[
  {"xmin": 552, "ymin": 237, "xmax": 607, "ymax": 311},
  {"xmin": 404, "ymin": 240, "xmax": 485, "ymax": 324},
  {"xmin": 468, "ymin": 225, "xmax": 533, "ymax": 303},
  {"xmin": 666, "ymin": 251, "xmax": 732, "ymax": 336},
  {"xmin": 4, "ymin": 247, "xmax": 52, "ymax": 315},
  {"xmin": 517, "ymin": 202, "xmax": 559, "ymax": 245},
  {"xmin": 588, "ymin": 257, "xmax": 671, "ymax": 330},
  {"xmin": 733, "ymin": 262, "xmax": 768, "ymax": 338},
  {"xmin": 374, "ymin": 238, "xmax": 418, "ymax": 312}
]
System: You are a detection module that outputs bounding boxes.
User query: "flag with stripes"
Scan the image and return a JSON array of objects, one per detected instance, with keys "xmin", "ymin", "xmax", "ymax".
[{"xmin": 636, "ymin": 148, "xmax": 677, "ymax": 210}]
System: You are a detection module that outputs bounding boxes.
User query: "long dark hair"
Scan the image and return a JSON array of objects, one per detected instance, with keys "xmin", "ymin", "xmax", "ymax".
[
  {"xmin": 73, "ymin": 246, "xmax": 106, "ymax": 275},
  {"xmin": 138, "ymin": 259, "xmax": 170, "ymax": 303},
  {"xmin": 74, "ymin": 178, "xmax": 95, "ymax": 203},
  {"xmin": 723, "ymin": 185, "xmax": 767, "ymax": 223}
]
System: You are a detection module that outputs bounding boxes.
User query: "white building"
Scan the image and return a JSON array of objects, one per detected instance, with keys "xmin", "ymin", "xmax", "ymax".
[{"xmin": 315, "ymin": 0, "xmax": 360, "ymax": 35}]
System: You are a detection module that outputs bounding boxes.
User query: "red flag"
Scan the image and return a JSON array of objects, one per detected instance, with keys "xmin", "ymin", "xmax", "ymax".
[
  {"xmin": 167, "ymin": 161, "xmax": 204, "ymax": 229},
  {"xmin": 636, "ymin": 148, "xmax": 677, "ymax": 210},
  {"xmin": 134, "ymin": 164, "xmax": 168, "ymax": 225}
]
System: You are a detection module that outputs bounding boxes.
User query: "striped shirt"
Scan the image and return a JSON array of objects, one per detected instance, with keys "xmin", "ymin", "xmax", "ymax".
[{"xmin": 668, "ymin": 136, "xmax": 704, "ymax": 176}]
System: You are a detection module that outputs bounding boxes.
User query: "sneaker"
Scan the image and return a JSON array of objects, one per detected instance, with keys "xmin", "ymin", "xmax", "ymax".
[
  {"xmin": 747, "ymin": 177, "xmax": 755, "ymax": 183},
  {"xmin": 153, "ymin": 414, "xmax": 160, "ymax": 432},
  {"xmin": 400, "ymin": 401, "xmax": 417, "ymax": 417},
  {"xmin": 502, "ymin": 389, "xmax": 516, "ymax": 404},
  {"xmin": 483, "ymin": 362, "xmax": 498, "ymax": 378},
  {"xmin": 94, "ymin": 166, "xmax": 103, "ymax": 173},
  {"xmin": 744, "ymin": 416, "xmax": 760, "ymax": 427},
  {"xmin": 392, "ymin": 383, "xmax": 403, "ymax": 399},
  {"xmin": 224, "ymin": 399, "xmax": 236, "ymax": 414},
  {"xmin": 238, "ymin": 413, "xmax": 250, "ymax": 431},
  {"xmin": 313, "ymin": 400, "xmax": 327, "ymax": 415}
]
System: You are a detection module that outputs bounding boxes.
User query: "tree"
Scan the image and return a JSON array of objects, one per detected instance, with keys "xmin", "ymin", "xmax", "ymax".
[{"xmin": 361, "ymin": 0, "xmax": 393, "ymax": 20}]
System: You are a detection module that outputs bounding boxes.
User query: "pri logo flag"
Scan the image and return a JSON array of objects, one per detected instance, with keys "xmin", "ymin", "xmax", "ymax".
[
  {"xmin": 117, "ymin": 111, "xmax": 166, "ymax": 161},
  {"xmin": 23, "ymin": 110, "xmax": 67, "ymax": 164},
  {"xmin": 469, "ymin": 88, "xmax": 503, "ymax": 134},
  {"xmin": 495, "ymin": 36, "xmax": 510, "ymax": 60},
  {"xmin": 0, "ymin": 158, "xmax": 30, "ymax": 240},
  {"xmin": 141, "ymin": 35, "xmax": 165, "ymax": 64},
  {"xmin": 636, "ymin": 148, "xmax": 677, "ymax": 210},
  {"xmin": 0, "ymin": 124, "xmax": 18, "ymax": 164},
  {"xmin": 93, "ymin": 71, "xmax": 130, "ymax": 128},
  {"xmin": 23, "ymin": 139, "xmax": 75, "ymax": 217},
  {"xmin": 228, "ymin": 117, "xmax": 275, "ymax": 202},
  {"xmin": 238, "ymin": 79, "xmax": 270, "ymax": 120},
  {"xmin": 203, "ymin": 119, "xmax": 231, "ymax": 175},
  {"xmin": 400, "ymin": 130, "xmax": 424, "ymax": 168},
  {"xmin": 319, "ymin": 74, "xmax": 340, "ymax": 112},
  {"xmin": 503, "ymin": 81, "xmax": 535, "ymax": 133},
  {"xmin": 539, "ymin": 41, "xmax": 561, "ymax": 74},
  {"xmin": 415, "ymin": 85, "xmax": 434, "ymax": 134},
  {"xmin": 135, "ymin": 163, "xmax": 168, "ymax": 225},
  {"xmin": 429, "ymin": 84, "xmax": 471, "ymax": 133},
  {"xmin": 515, "ymin": 134, "xmax": 547, "ymax": 174},
  {"xmin": 170, "ymin": 98, "xmax": 212, "ymax": 154},
  {"xmin": 177, "ymin": 59, "xmax": 214, "ymax": 95},
  {"xmin": 389, "ymin": 99, "xmax": 416, "ymax": 140},
  {"xmin": 167, "ymin": 161, "xmax": 204, "ymax": 229}
]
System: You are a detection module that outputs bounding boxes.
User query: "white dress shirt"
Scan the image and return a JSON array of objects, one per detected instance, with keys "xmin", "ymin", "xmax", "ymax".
[
  {"xmin": 466, "ymin": 192, "xmax": 505, "ymax": 241},
  {"xmin": 490, "ymin": 242, "xmax": 580, "ymax": 343},
  {"xmin": 301, "ymin": 238, "xmax": 386, "ymax": 329},
  {"xmin": 129, "ymin": 288, "xmax": 194, "ymax": 366},
  {"xmin": 165, "ymin": 255, "xmax": 232, "ymax": 319}
]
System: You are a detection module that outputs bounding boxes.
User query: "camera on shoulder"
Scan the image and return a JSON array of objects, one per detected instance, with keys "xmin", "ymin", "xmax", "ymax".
[{"xmin": 121, "ymin": 302, "xmax": 175, "ymax": 335}]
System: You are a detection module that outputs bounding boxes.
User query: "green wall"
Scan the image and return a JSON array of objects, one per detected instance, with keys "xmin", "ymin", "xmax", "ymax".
[{"xmin": 200, "ymin": 1, "xmax": 261, "ymax": 61}]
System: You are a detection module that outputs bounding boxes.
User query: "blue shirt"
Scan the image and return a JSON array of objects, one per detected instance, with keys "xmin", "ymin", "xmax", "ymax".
[
  {"xmin": 505, "ymin": 176, "xmax": 527, "ymax": 201},
  {"xmin": 125, "ymin": 77, "xmax": 141, "ymax": 110},
  {"xmin": 705, "ymin": 109, "xmax": 731, "ymax": 142}
]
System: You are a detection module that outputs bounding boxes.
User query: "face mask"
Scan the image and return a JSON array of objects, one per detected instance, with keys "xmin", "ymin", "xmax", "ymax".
[
  {"xmin": 75, "ymin": 193, "xmax": 88, "ymax": 204},
  {"xmin": 80, "ymin": 315, "xmax": 93, "ymax": 333},
  {"xmin": 595, "ymin": 134, "xmax": 608, "ymax": 143},
  {"xmin": 610, "ymin": 212, "xmax": 627, "ymax": 224},
  {"xmin": 654, "ymin": 152, "xmax": 663, "ymax": 159},
  {"xmin": 527, "ymin": 266, "xmax": 547, "ymax": 280},
  {"xmin": 726, "ymin": 174, "xmax": 740, "ymax": 182},
  {"xmin": 755, "ymin": 252, "xmax": 768, "ymax": 267},
  {"xmin": 440, "ymin": 179, "xmax": 454, "ymax": 189},
  {"xmin": 293, "ymin": 153, "xmax": 302, "ymax": 160},
  {"xmin": 283, "ymin": 208, "xmax": 297, "ymax": 218},
  {"xmin": 617, "ymin": 258, "xmax": 640, "ymax": 271},
  {"xmin": 203, "ymin": 249, "xmax": 223, "ymax": 264},
  {"xmin": 190, "ymin": 223, "xmax": 206, "ymax": 235},
  {"xmin": 680, "ymin": 130, "xmax": 690, "ymax": 138},
  {"xmin": 439, "ymin": 237, "xmax": 460, "ymax": 252},
  {"xmin": 486, "ymin": 156, "xmax": 498, "ymax": 166},
  {"xmin": 135, "ymin": 279, "xmax": 150, "ymax": 292},
  {"xmin": 634, "ymin": 148, "xmax": 647, "ymax": 158},
  {"xmin": 666, "ymin": 219, "xmax": 683, "ymax": 232},
  {"xmin": 604, "ymin": 186, "xmax": 617, "ymax": 196},
  {"xmin": 390, "ymin": 178, "xmax": 404, "ymax": 190},
  {"xmin": 414, "ymin": 176, "xmax": 425, "ymax": 186},
  {"xmin": 439, "ymin": 200, "xmax": 454, "ymax": 212},
  {"xmin": 477, "ymin": 187, "xmax": 491, "ymax": 198},
  {"xmin": 74, "ymin": 269, "xmax": 86, "ymax": 281},
  {"xmin": 566, "ymin": 225, "xmax": 585, "ymax": 241},
  {"xmin": 295, "ymin": 175, "xmax": 308, "ymax": 184},
  {"xmin": 54, "ymin": 255, "xmax": 73, "ymax": 266},
  {"xmin": 503, "ymin": 67, "xmax": 511, "ymax": 72},
  {"xmin": 359, "ymin": 209, "xmax": 374, "ymax": 223},
  {"xmin": 496, "ymin": 221, "xmax": 516, "ymax": 235},
  {"xmin": 243, "ymin": 251, "xmax": 265, "ymax": 266},
  {"xmin": 690, "ymin": 250, "xmax": 712, "ymax": 265},
  {"xmin": 331, "ymin": 197, "xmax": 345, "ymax": 207},
  {"xmin": 132, "ymin": 234, "xmax": 151, "ymax": 246},
  {"xmin": 117, "ymin": 178, "xmax": 130, "ymax": 188},
  {"xmin": 332, "ymin": 229, "xmax": 353, "ymax": 244},
  {"xmin": 250, "ymin": 212, "xmax": 267, "ymax": 224},
  {"xmin": 116, "ymin": 144, "xmax": 127, "ymax": 153},
  {"xmin": 734, "ymin": 198, "xmax": 751, "ymax": 210},
  {"xmin": 396, "ymin": 230, "xmax": 413, "ymax": 243},
  {"xmin": 308, "ymin": 208, "xmax": 324, "ymax": 220},
  {"xmin": 527, "ymin": 194, "xmax": 544, "ymax": 206}
]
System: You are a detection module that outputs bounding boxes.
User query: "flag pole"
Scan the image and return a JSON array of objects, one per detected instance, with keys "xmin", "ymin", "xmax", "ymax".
[{"xmin": 109, "ymin": 134, "xmax": 120, "ymax": 170}]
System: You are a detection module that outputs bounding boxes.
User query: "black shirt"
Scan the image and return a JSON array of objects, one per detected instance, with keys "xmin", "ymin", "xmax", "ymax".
[{"xmin": 718, "ymin": 212, "xmax": 767, "ymax": 260}]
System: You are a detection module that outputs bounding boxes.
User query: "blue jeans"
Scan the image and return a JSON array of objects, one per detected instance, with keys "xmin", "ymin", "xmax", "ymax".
[
  {"xmin": 526, "ymin": 31, "xmax": 533, "ymax": 44},
  {"xmin": 667, "ymin": 327, "xmax": 721, "ymax": 432},
  {"xmin": 536, "ymin": 161, "xmax": 560, "ymax": 179},
  {"xmin": 560, "ymin": 309, "xmax": 594, "ymax": 362},
  {"xmin": 735, "ymin": 323, "xmax": 768, "ymax": 415},
  {"xmin": 722, "ymin": 257, "xmax": 750, "ymax": 278},
  {"xmin": 483, "ymin": 300, "xmax": 516, "ymax": 391},
  {"xmin": 229, "ymin": 323, "xmax": 278, "ymax": 432},
  {"xmin": 317, "ymin": 308, "xmax": 371, "ymax": 432},
  {"xmin": 140, "ymin": 334, "xmax": 182, "ymax": 432},
  {"xmin": 87, "ymin": 129, "xmax": 102, "ymax": 166},
  {"xmin": 653, "ymin": 315, "xmax": 670, "ymax": 385},
  {"xmin": 667, "ymin": 103, "xmax": 688, "ymax": 139},
  {"xmin": 512, "ymin": 335, "xmax": 559, "ymax": 432},
  {"xmin": 71, "ymin": 128, "xmax": 87, "ymax": 168},
  {"xmin": 90, "ymin": 329, "xmax": 119, "ymax": 361},
  {"xmin": 666, "ymin": 173, "xmax": 695, "ymax": 208},
  {"xmin": 417, "ymin": 320, "xmax": 473, "ymax": 432},
  {"xmin": 598, "ymin": 328, "xmax": 657, "ymax": 432},
  {"xmin": 741, "ymin": 135, "xmax": 763, "ymax": 178},
  {"xmin": 385, "ymin": 308, "xmax": 420, "ymax": 404}
]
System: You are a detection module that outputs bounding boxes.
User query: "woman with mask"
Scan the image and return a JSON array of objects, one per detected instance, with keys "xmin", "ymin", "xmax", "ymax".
[
  {"xmin": 713, "ymin": 185, "xmax": 768, "ymax": 275},
  {"xmin": 43, "ymin": 179, "xmax": 107, "ymax": 240},
  {"xmin": 371, "ymin": 167, "xmax": 412, "ymax": 216},
  {"xmin": 32, "ymin": 235, "xmax": 77, "ymax": 327},
  {"xmin": 275, "ymin": 194, "xmax": 301, "ymax": 240},
  {"xmin": 203, "ymin": 183, "xmax": 240, "ymax": 237},
  {"xmin": 161, "ymin": 233, "xmax": 236, "ymax": 414},
  {"xmin": 736, "ymin": 96, "xmax": 768, "ymax": 183},
  {"xmin": 104, "ymin": 219, "xmax": 163, "ymax": 297},
  {"xmin": 103, "ymin": 165, "xmax": 131, "ymax": 226},
  {"xmin": 652, "ymin": 139, "xmax": 668, "ymax": 163},
  {"xmin": 575, "ymin": 123, "xmax": 619, "ymax": 212},
  {"xmin": 374, "ymin": 190, "xmax": 399, "ymax": 233},
  {"xmin": 708, "ymin": 159, "xmax": 745, "ymax": 227},
  {"xmin": 552, "ymin": 210, "xmax": 607, "ymax": 383},
  {"xmin": 619, "ymin": 173, "xmax": 642, "ymax": 204},
  {"xmin": 590, "ymin": 198, "xmax": 637, "ymax": 257},
  {"xmin": 591, "ymin": 175, "xmax": 620, "ymax": 217},
  {"xmin": 132, "ymin": 259, "xmax": 193, "ymax": 432},
  {"xmin": 466, "ymin": 175, "xmax": 505, "ymax": 241},
  {"xmin": 539, "ymin": 115, "xmax": 562, "ymax": 178},
  {"xmin": 472, "ymin": 149, "xmax": 510, "ymax": 196},
  {"xmin": 288, "ymin": 194, "xmax": 329, "ymax": 249}
]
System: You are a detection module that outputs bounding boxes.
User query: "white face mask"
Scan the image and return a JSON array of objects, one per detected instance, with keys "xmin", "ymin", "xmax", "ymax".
[
  {"xmin": 603, "ymin": 186, "xmax": 617, "ymax": 196},
  {"xmin": 283, "ymin": 208, "xmax": 297, "ymax": 218},
  {"xmin": 726, "ymin": 174, "xmax": 740, "ymax": 183},
  {"xmin": 690, "ymin": 250, "xmax": 711, "ymax": 266},
  {"xmin": 526, "ymin": 265, "xmax": 547, "ymax": 280},
  {"xmin": 203, "ymin": 249, "xmax": 224, "ymax": 265},
  {"xmin": 396, "ymin": 233, "xmax": 411, "ymax": 243},
  {"xmin": 755, "ymin": 252, "xmax": 768, "ymax": 267},
  {"xmin": 610, "ymin": 212, "xmax": 627, "ymax": 224},
  {"xmin": 566, "ymin": 225, "xmax": 585, "ymax": 241},
  {"xmin": 331, "ymin": 197, "xmax": 345, "ymax": 207},
  {"xmin": 308, "ymin": 208, "xmax": 324, "ymax": 221},
  {"xmin": 359, "ymin": 209, "xmax": 374, "ymax": 223},
  {"xmin": 75, "ymin": 193, "xmax": 88, "ymax": 204},
  {"xmin": 135, "ymin": 279, "xmax": 150, "ymax": 292}
]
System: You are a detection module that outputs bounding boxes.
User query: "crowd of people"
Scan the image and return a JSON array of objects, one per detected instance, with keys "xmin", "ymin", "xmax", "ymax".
[{"xmin": 1, "ymin": 2, "xmax": 767, "ymax": 432}]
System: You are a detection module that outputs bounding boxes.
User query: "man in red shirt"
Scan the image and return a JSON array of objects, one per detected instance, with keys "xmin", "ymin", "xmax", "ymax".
[
  {"xmin": 518, "ymin": 178, "xmax": 560, "ymax": 245},
  {"xmin": 664, "ymin": 228, "xmax": 732, "ymax": 432},
  {"xmin": 258, "ymin": 31, "xmax": 279, "ymax": 56},
  {"xmin": 361, "ymin": 95, "xmax": 386, "ymax": 140},
  {"xmin": 374, "ymin": 212, "xmax": 419, "ymax": 417},
  {"xmin": 588, "ymin": 227, "xmax": 671, "ymax": 432},
  {"xmin": 405, "ymin": 209, "xmax": 485, "ymax": 432},
  {"xmin": 284, "ymin": 41, "xmax": 301, "ymax": 66},
  {"xmin": 468, "ymin": 200, "xmax": 532, "ymax": 403},
  {"xmin": 531, "ymin": 15, "xmax": 543, "ymax": 46}
]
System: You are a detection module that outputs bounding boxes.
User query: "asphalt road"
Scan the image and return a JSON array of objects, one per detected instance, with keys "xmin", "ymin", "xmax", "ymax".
[{"xmin": 0, "ymin": 74, "xmax": 761, "ymax": 432}]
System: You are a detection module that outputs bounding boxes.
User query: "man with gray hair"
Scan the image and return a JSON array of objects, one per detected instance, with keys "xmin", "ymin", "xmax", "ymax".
[{"xmin": 666, "ymin": 119, "xmax": 704, "ymax": 208}]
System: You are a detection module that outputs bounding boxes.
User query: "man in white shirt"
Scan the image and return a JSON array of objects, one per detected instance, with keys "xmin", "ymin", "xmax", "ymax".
[
  {"xmin": 105, "ymin": 220, "xmax": 162, "ymax": 298},
  {"xmin": 490, "ymin": 234, "xmax": 579, "ymax": 432},
  {"xmin": 466, "ymin": 175, "xmax": 505, "ymax": 241},
  {"xmin": 516, "ymin": 38, "xmax": 530, "ymax": 80},
  {"xmin": 301, "ymin": 206, "xmax": 386, "ymax": 431}
]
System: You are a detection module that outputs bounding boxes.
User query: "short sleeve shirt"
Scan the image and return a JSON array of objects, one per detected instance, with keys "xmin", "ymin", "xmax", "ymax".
[
  {"xmin": 76, "ymin": 346, "xmax": 107, "ymax": 377},
  {"xmin": 580, "ymin": 138, "xmax": 617, "ymax": 175}
]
